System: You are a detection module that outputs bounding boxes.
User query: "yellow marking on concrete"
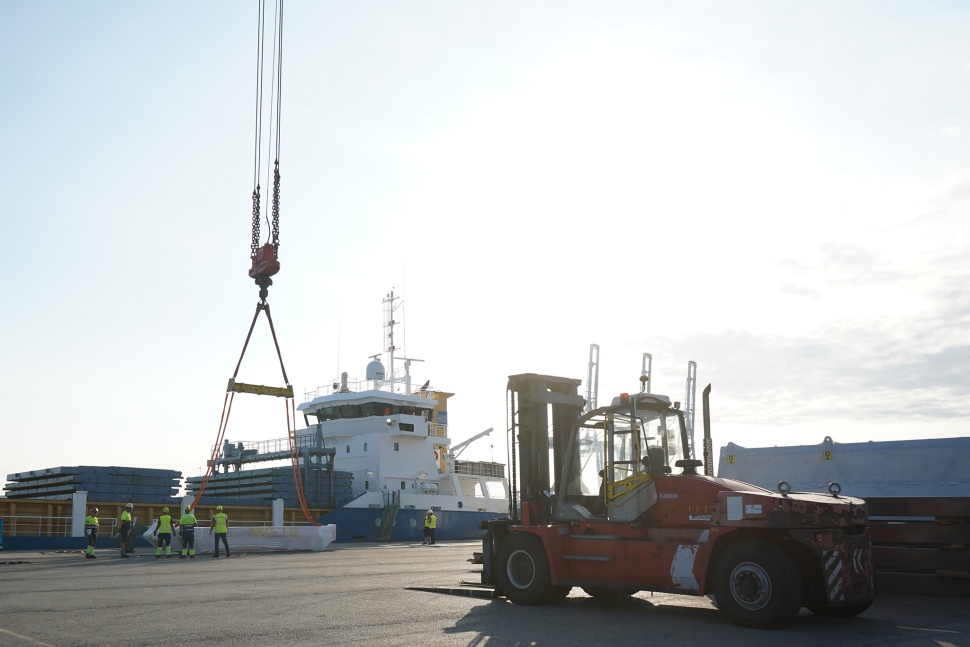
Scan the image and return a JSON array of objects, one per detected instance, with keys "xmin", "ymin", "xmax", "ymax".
[{"xmin": 0, "ymin": 628, "xmax": 57, "ymax": 646}]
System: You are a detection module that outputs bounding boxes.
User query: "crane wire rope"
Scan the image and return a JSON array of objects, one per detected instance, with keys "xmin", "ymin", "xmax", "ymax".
[{"xmin": 191, "ymin": 0, "xmax": 319, "ymax": 525}]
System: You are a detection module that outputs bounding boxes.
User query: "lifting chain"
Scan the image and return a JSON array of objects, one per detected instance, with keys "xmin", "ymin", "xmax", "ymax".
[
  {"xmin": 251, "ymin": 185, "xmax": 262, "ymax": 258},
  {"xmin": 271, "ymin": 160, "xmax": 281, "ymax": 250}
]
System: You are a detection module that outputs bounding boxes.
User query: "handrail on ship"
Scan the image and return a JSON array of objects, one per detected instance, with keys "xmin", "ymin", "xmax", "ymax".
[
  {"xmin": 303, "ymin": 378, "xmax": 442, "ymax": 402},
  {"xmin": 0, "ymin": 516, "xmax": 117, "ymax": 537},
  {"xmin": 213, "ymin": 433, "xmax": 331, "ymax": 461}
]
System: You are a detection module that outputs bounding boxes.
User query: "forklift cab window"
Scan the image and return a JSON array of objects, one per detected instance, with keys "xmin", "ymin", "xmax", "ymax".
[
  {"xmin": 636, "ymin": 409, "xmax": 684, "ymax": 472},
  {"xmin": 559, "ymin": 402, "xmax": 684, "ymax": 522},
  {"xmin": 563, "ymin": 420, "xmax": 607, "ymax": 499}
]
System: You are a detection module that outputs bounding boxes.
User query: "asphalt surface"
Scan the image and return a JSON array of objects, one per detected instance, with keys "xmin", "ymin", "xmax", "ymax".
[{"xmin": 1, "ymin": 542, "xmax": 968, "ymax": 647}]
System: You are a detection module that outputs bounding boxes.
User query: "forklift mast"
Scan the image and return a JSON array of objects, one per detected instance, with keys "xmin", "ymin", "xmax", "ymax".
[{"xmin": 507, "ymin": 374, "xmax": 584, "ymax": 525}]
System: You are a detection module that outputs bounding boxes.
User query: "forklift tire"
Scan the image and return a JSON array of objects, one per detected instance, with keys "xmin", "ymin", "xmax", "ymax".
[
  {"xmin": 712, "ymin": 540, "xmax": 803, "ymax": 629},
  {"xmin": 496, "ymin": 534, "xmax": 556, "ymax": 605},
  {"xmin": 543, "ymin": 585, "xmax": 571, "ymax": 604},
  {"xmin": 582, "ymin": 587, "xmax": 638, "ymax": 600},
  {"xmin": 805, "ymin": 600, "xmax": 872, "ymax": 618}
]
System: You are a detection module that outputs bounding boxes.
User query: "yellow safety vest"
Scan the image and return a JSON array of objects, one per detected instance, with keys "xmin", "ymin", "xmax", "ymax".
[
  {"xmin": 213, "ymin": 513, "xmax": 228, "ymax": 533},
  {"xmin": 84, "ymin": 515, "xmax": 98, "ymax": 530},
  {"xmin": 425, "ymin": 514, "xmax": 436, "ymax": 529},
  {"xmin": 158, "ymin": 514, "xmax": 173, "ymax": 533}
]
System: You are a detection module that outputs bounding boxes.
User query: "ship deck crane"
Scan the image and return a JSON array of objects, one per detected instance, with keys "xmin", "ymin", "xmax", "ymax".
[{"xmin": 449, "ymin": 428, "xmax": 495, "ymax": 459}]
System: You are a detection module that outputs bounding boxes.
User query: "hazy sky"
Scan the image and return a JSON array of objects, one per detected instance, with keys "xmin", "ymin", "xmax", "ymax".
[{"xmin": 2, "ymin": 1, "xmax": 968, "ymax": 488}]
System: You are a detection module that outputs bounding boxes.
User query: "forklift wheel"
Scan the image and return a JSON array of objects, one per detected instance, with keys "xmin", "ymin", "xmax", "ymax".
[
  {"xmin": 711, "ymin": 540, "xmax": 803, "ymax": 629},
  {"xmin": 496, "ymin": 534, "xmax": 557, "ymax": 605}
]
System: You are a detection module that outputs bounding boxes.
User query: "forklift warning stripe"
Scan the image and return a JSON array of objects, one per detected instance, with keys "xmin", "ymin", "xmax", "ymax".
[{"xmin": 406, "ymin": 586, "xmax": 500, "ymax": 598}]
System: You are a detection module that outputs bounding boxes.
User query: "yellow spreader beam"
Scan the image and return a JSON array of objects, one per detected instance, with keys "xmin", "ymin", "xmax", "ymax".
[{"xmin": 227, "ymin": 379, "xmax": 294, "ymax": 398}]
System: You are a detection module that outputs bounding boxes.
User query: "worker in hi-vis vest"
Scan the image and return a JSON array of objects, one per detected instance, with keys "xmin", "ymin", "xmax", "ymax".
[
  {"xmin": 151, "ymin": 507, "xmax": 175, "ymax": 558},
  {"xmin": 84, "ymin": 507, "xmax": 99, "ymax": 559},
  {"xmin": 423, "ymin": 510, "xmax": 437, "ymax": 545},
  {"xmin": 210, "ymin": 505, "xmax": 230, "ymax": 558},
  {"xmin": 118, "ymin": 503, "xmax": 134, "ymax": 558},
  {"xmin": 177, "ymin": 505, "xmax": 197, "ymax": 558}
]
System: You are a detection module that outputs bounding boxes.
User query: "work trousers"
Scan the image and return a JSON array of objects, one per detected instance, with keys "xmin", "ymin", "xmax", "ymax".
[
  {"xmin": 181, "ymin": 531, "xmax": 195, "ymax": 556},
  {"xmin": 214, "ymin": 532, "xmax": 230, "ymax": 556},
  {"xmin": 156, "ymin": 532, "xmax": 172, "ymax": 556}
]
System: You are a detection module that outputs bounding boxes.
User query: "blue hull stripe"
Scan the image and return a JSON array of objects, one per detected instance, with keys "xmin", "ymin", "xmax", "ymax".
[{"xmin": 318, "ymin": 508, "xmax": 506, "ymax": 543}]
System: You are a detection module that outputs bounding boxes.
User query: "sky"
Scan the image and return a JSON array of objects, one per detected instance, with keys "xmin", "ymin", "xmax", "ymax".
[{"xmin": 1, "ymin": 1, "xmax": 968, "ymax": 490}]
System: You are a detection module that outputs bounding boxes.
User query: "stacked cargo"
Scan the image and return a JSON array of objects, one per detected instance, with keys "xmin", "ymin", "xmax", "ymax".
[
  {"xmin": 4, "ymin": 466, "xmax": 182, "ymax": 503},
  {"xmin": 185, "ymin": 466, "xmax": 354, "ymax": 508}
]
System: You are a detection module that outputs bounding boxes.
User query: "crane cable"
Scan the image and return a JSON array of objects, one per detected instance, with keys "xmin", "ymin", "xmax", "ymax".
[{"xmin": 192, "ymin": 0, "xmax": 319, "ymax": 525}]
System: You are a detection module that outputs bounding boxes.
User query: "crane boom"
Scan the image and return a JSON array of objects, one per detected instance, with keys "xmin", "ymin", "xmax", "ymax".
[{"xmin": 450, "ymin": 428, "xmax": 494, "ymax": 459}]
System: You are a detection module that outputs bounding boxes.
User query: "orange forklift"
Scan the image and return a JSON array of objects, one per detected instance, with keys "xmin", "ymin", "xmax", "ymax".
[{"xmin": 481, "ymin": 374, "xmax": 875, "ymax": 629}]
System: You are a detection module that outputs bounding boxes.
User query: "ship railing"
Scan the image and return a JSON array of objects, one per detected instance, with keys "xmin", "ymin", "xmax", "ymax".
[
  {"xmin": 214, "ymin": 434, "xmax": 325, "ymax": 459},
  {"xmin": 454, "ymin": 461, "xmax": 506, "ymax": 479},
  {"xmin": 302, "ymin": 377, "xmax": 440, "ymax": 402},
  {"xmin": 428, "ymin": 423, "xmax": 447, "ymax": 438},
  {"xmin": 301, "ymin": 376, "xmax": 373, "ymax": 400},
  {"xmin": 0, "ymin": 516, "xmax": 117, "ymax": 537}
]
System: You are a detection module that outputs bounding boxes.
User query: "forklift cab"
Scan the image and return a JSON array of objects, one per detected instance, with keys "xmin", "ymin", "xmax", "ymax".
[{"xmin": 556, "ymin": 392, "xmax": 692, "ymax": 523}]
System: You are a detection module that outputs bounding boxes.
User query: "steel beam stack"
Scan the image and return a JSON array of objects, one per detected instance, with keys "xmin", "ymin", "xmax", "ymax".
[
  {"xmin": 184, "ymin": 466, "xmax": 354, "ymax": 508},
  {"xmin": 4, "ymin": 466, "xmax": 182, "ymax": 503}
]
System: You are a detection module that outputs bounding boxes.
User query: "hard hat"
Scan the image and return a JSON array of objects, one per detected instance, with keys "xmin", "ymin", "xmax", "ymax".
[
  {"xmin": 428, "ymin": 510, "xmax": 433, "ymax": 514},
  {"xmin": 185, "ymin": 505, "xmax": 192, "ymax": 512},
  {"xmin": 162, "ymin": 507, "xmax": 169, "ymax": 513},
  {"xmin": 91, "ymin": 507, "xmax": 99, "ymax": 513},
  {"xmin": 216, "ymin": 505, "xmax": 223, "ymax": 511},
  {"xmin": 125, "ymin": 503, "xmax": 133, "ymax": 508}
]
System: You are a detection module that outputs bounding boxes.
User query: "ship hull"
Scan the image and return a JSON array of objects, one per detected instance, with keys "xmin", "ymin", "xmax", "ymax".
[{"xmin": 318, "ymin": 506, "xmax": 506, "ymax": 543}]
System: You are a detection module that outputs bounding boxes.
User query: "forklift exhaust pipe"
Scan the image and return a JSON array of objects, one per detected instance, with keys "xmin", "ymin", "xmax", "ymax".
[{"xmin": 702, "ymin": 384, "xmax": 713, "ymax": 476}]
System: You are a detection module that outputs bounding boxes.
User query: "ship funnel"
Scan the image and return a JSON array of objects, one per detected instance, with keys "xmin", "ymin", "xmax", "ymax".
[
  {"xmin": 366, "ymin": 359, "xmax": 386, "ymax": 381},
  {"xmin": 339, "ymin": 372, "xmax": 350, "ymax": 393}
]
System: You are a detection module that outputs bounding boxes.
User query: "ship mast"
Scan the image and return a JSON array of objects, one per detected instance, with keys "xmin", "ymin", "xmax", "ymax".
[{"xmin": 382, "ymin": 290, "xmax": 422, "ymax": 393}]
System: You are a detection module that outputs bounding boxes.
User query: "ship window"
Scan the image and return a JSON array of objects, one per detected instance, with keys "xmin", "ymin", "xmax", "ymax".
[
  {"xmin": 346, "ymin": 445, "xmax": 350, "ymax": 453},
  {"xmin": 340, "ymin": 404, "xmax": 361, "ymax": 418},
  {"xmin": 315, "ymin": 406, "xmax": 338, "ymax": 421},
  {"xmin": 360, "ymin": 403, "xmax": 379, "ymax": 417},
  {"xmin": 394, "ymin": 442, "xmax": 399, "ymax": 451},
  {"xmin": 400, "ymin": 481, "xmax": 406, "ymax": 490},
  {"xmin": 364, "ymin": 480, "xmax": 369, "ymax": 489},
  {"xmin": 304, "ymin": 413, "xmax": 317, "ymax": 425},
  {"xmin": 363, "ymin": 443, "xmax": 368, "ymax": 451},
  {"xmin": 400, "ymin": 423, "xmax": 414, "ymax": 432}
]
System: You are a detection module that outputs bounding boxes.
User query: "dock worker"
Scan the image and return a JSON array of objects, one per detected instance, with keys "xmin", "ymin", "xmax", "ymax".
[
  {"xmin": 423, "ymin": 509, "xmax": 437, "ymax": 545},
  {"xmin": 118, "ymin": 503, "xmax": 134, "ymax": 558},
  {"xmin": 84, "ymin": 507, "xmax": 99, "ymax": 559},
  {"xmin": 210, "ymin": 505, "xmax": 230, "ymax": 558},
  {"xmin": 151, "ymin": 507, "xmax": 175, "ymax": 558},
  {"xmin": 178, "ymin": 505, "xmax": 198, "ymax": 558}
]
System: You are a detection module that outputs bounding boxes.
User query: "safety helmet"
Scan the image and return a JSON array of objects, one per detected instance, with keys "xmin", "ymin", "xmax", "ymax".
[
  {"xmin": 91, "ymin": 507, "xmax": 99, "ymax": 513},
  {"xmin": 162, "ymin": 507, "xmax": 169, "ymax": 513},
  {"xmin": 185, "ymin": 505, "xmax": 192, "ymax": 512},
  {"xmin": 125, "ymin": 503, "xmax": 133, "ymax": 508},
  {"xmin": 428, "ymin": 510, "xmax": 433, "ymax": 515},
  {"xmin": 216, "ymin": 505, "xmax": 223, "ymax": 511}
]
